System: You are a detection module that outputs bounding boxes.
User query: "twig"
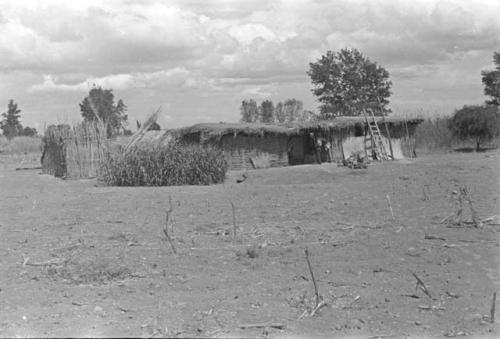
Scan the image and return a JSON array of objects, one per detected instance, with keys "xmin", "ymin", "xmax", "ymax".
[
  {"xmin": 236, "ymin": 173, "xmax": 248, "ymax": 183},
  {"xmin": 440, "ymin": 213, "xmax": 454, "ymax": 224},
  {"xmin": 239, "ymin": 323, "xmax": 285, "ymax": 330},
  {"xmin": 24, "ymin": 258, "xmax": 66, "ymax": 267},
  {"xmin": 491, "ymin": 292, "xmax": 496, "ymax": 323},
  {"xmin": 424, "ymin": 234, "xmax": 446, "ymax": 241},
  {"xmin": 304, "ymin": 247, "xmax": 321, "ymax": 308},
  {"xmin": 386, "ymin": 194, "xmax": 394, "ymax": 220},
  {"xmin": 310, "ymin": 299, "xmax": 328, "ymax": 317},
  {"xmin": 418, "ymin": 305, "xmax": 446, "ymax": 311},
  {"xmin": 230, "ymin": 201, "xmax": 237, "ymax": 240},
  {"xmin": 411, "ymin": 271, "xmax": 432, "ymax": 299},
  {"xmin": 461, "ymin": 187, "xmax": 479, "ymax": 227},
  {"xmin": 163, "ymin": 197, "xmax": 176, "ymax": 254}
]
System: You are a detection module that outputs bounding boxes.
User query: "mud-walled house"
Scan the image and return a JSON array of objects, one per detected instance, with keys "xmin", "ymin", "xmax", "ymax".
[
  {"xmin": 287, "ymin": 116, "xmax": 424, "ymax": 164},
  {"xmin": 175, "ymin": 117, "xmax": 423, "ymax": 170},
  {"xmin": 177, "ymin": 123, "xmax": 296, "ymax": 170}
]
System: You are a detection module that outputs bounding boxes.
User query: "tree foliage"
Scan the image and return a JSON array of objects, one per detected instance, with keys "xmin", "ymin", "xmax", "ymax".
[
  {"xmin": 307, "ymin": 48, "xmax": 392, "ymax": 118},
  {"xmin": 260, "ymin": 100, "xmax": 275, "ymax": 123},
  {"xmin": 240, "ymin": 99, "xmax": 259, "ymax": 123},
  {"xmin": 80, "ymin": 86, "xmax": 128, "ymax": 138},
  {"xmin": 283, "ymin": 99, "xmax": 304, "ymax": 122},
  {"xmin": 448, "ymin": 105, "xmax": 499, "ymax": 151},
  {"xmin": 240, "ymin": 98, "xmax": 313, "ymax": 123},
  {"xmin": 1, "ymin": 100, "xmax": 23, "ymax": 140},
  {"xmin": 481, "ymin": 51, "xmax": 500, "ymax": 106},
  {"xmin": 21, "ymin": 126, "xmax": 38, "ymax": 137},
  {"xmin": 275, "ymin": 102, "xmax": 286, "ymax": 123}
]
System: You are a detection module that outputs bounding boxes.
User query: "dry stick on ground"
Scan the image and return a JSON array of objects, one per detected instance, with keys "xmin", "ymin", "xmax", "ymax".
[
  {"xmin": 239, "ymin": 323, "xmax": 285, "ymax": 330},
  {"xmin": 411, "ymin": 271, "xmax": 432, "ymax": 299},
  {"xmin": 162, "ymin": 196, "xmax": 176, "ymax": 254},
  {"xmin": 230, "ymin": 201, "xmax": 237, "ymax": 240},
  {"xmin": 386, "ymin": 194, "xmax": 395, "ymax": 220},
  {"xmin": 455, "ymin": 189, "xmax": 464, "ymax": 225},
  {"xmin": 491, "ymin": 292, "xmax": 496, "ymax": 323},
  {"xmin": 304, "ymin": 247, "xmax": 327, "ymax": 316},
  {"xmin": 461, "ymin": 186, "xmax": 479, "ymax": 227}
]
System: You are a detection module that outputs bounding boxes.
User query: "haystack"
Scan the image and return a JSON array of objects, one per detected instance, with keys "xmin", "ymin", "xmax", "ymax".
[{"xmin": 41, "ymin": 121, "xmax": 107, "ymax": 178}]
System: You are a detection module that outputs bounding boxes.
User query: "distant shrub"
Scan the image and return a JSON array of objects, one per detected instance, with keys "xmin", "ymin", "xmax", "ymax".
[
  {"xmin": 414, "ymin": 117, "xmax": 454, "ymax": 151},
  {"xmin": 448, "ymin": 105, "xmax": 499, "ymax": 151},
  {"xmin": 0, "ymin": 136, "xmax": 42, "ymax": 154},
  {"xmin": 99, "ymin": 142, "xmax": 228, "ymax": 186}
]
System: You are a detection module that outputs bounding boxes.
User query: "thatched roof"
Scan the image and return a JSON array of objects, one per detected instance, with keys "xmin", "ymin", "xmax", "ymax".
[
  {"xmin": 288, "ymin": 116, "xmax": 424, "ymax": 132},
  {"xmin": 177, "ymin": 122, "xmax": 297, "ymax": 138},
  {"xmin": 175, "ymin": 116, "xmax": 424, "ymax": 139}
]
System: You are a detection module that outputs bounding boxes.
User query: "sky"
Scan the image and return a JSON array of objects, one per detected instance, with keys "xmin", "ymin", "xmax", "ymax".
[{"xmin": 0, "ymin": 0, "xmax": 499, "ymax": 131}]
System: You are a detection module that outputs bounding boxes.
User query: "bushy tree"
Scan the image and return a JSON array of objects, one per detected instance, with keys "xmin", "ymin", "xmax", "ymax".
[
  {"xmin": 21, "ymin": 126, "xmax": 37, "ymax": 137},
  {"xmin": 80, "ymin": 86, "xmax": 128, "ymax": 138},
  {"xmin": 0, "ymin": 100, "xmax": 23, "ymax": 140},
  {"xmin": 240, "ymin": 99, "xmax": 259, "ymax": 122},
  {"xmin": 283, "ymin": 99, "xmax": 304, "ymax": 122},
  {"xmin": 482, "ymin": 51, "xmax": 500, "ymax": 106},
  {"xmin": 307, "ymin": 48, "xmax": 392, "ymax": 118},
  {"xmin": 260, "ymin": 100, "xmax": 275, "ymax": 123},
  {"xmin": 275, "ymin": 102, "xmax": 286, "ymax": 123},
  {"xmin": 448, "ymin": 105, "xmax": 499, "ymax": 151}
]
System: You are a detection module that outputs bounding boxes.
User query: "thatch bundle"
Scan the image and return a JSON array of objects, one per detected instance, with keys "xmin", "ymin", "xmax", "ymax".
[{"xmin": 42, "ymin": 121, "xmax": 107, "ymax": 178}]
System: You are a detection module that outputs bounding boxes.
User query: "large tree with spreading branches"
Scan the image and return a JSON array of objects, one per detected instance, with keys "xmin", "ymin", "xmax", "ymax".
[{"xmin": 307, "ymin": 48, "xmax": 392, "ymax": 119}]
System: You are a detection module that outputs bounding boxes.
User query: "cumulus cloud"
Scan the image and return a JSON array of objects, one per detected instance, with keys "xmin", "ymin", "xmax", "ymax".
[
  {"xmin": 28, "ymin": 67, "xmax": 190, "ymax": 92},
  {"xmin": 1, "ymin": 0, "xmax": 499, "ymax": 127}
]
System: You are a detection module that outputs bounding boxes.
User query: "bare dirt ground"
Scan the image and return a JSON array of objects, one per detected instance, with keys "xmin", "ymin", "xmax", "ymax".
[{"xmin": 0, "ymin": 150, "xmax": 499, "ymax": 338}]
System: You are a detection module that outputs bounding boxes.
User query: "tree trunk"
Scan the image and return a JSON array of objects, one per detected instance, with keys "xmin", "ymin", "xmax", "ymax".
[{"xmin": 476, "ymin": 138, "xmax": 481, "ymax": 152}]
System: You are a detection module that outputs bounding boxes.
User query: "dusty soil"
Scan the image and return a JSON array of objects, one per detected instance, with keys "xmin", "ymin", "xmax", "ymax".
[{"xmin": 0, "ymin": 150, "xmax": 499, "ymax": 338}]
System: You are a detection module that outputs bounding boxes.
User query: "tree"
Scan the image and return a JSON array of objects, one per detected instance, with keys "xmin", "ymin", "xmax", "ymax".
[
  {"xmin": 0, "ymin": 100, "xmax": 23, "ymax": 140},
  {"xmin": 80, "ymin": 86, "xmax": 128, "ymax": 138},
  {"xmin": 283, "ymin": 99, "xmax": 303, "ymax": 122},
  {"xmin": 298, "ymin": 110, "xmax": 318, "ymax": 122},
  {"xmin": 275, "ymin": 102, "xmax": 286, "ymax": 123},
  {"xmin": 260, "ymin": 100, "xmax": 275, "ymax": 123},
  {"xmin": 21, "ymin": 126, "xmax": 37, "ymax": 137},
  {"xmin": 448, "ymin": 105, "xmax": 499, "ymax": 151},
  {"xmin": 481, "ymin": 51, "xmax": 500, "ymax": 106},
  {"xmin": 307, "ymin": 48, "xmax": 392, "ymax": 118},
  {"xmin": 240, "ymin": 99, "xmax": 259, "ymax": 123}
]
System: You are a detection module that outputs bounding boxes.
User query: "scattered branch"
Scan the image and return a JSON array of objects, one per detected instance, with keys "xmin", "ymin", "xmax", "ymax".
[
  {"xmin": 386, "ymin": 194, "xmax": 394, "ymax": 220},
  {"xmin": 411, "ymin": 271, "xmax": 432, "ymax": 299},
  {"xmin": 460, "ymin": 186, "xmax": 478, "ymax": 227},
  {"xmin": 491, "ymin": 292, "xmax": 496, "ymax": 323},
  {"xmin": 230, "ymin": 201, "xmax": 237, "ymax": 240},
  {"xmin": 239, "ymin": 323, "xmax": 285, "ymax": 330},
  {"xmin": 303, "ymin": 247, "xmax": 327, "ymax": 317},
  {"xmin": 236, "ymin": 173, "xmax": 248, "ymax": 184},
  {"xmin": 162, "ymin": 196, "xmax": 176, "ymax": 254},
  {"xmin": 424, "ymin": 234, "xmax": 446, "ymax": 241}
]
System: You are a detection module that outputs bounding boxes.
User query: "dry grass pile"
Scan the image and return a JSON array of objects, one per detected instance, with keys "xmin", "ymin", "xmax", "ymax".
[
  {"xmin": 0, "ymin": 135, "xmax": 42, "ymax": 154},
  {"xmin": 99, "ymin": 141, "xmax": 228, "ymax": 186},
  {"xmin": 47, "ymin": 258, "xmax": 132, "ymax": 285},
  {"xmin": 42, "ymin": 121, "xmax": 107, "ymax": 178}
]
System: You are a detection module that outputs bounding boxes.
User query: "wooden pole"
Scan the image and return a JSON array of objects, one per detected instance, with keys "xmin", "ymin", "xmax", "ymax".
[{"xmin": 377, "ymin": 97, "xmax": 394, "ymax": 160}]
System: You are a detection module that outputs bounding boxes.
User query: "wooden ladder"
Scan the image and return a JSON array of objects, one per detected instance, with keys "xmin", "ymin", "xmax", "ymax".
[{"xmin": 362, "ymin": 109, "xmax": 392, "ymax": 161}]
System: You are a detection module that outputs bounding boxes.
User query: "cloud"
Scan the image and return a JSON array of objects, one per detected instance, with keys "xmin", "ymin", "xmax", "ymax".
[
  {"xmin": 1, "ymin": 0, "xmax": 499, "ymax": 128},
  {"xmin": 28, "ymin": 67, "xmax": 190, "ymax": 92}
]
